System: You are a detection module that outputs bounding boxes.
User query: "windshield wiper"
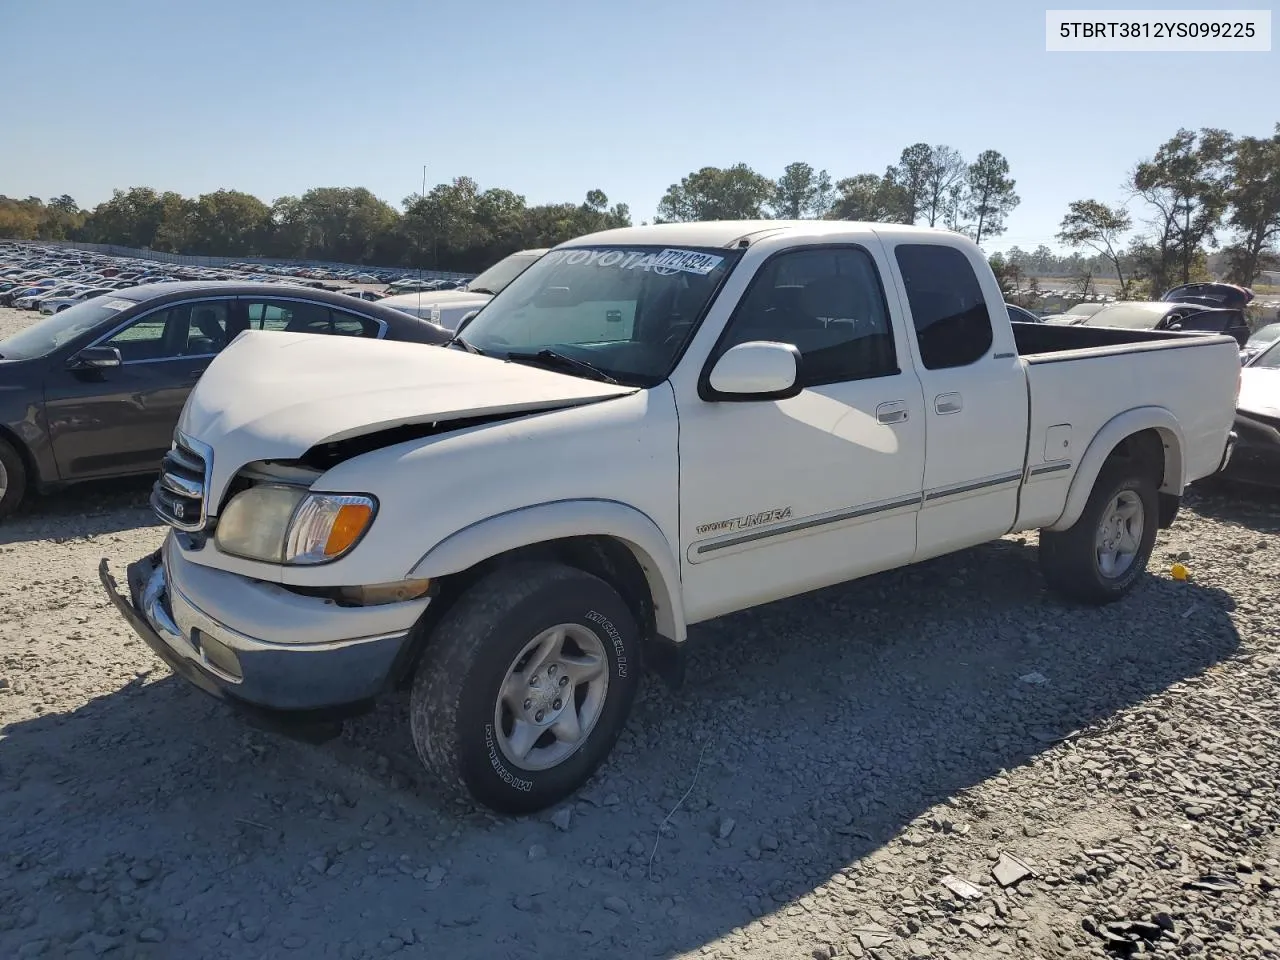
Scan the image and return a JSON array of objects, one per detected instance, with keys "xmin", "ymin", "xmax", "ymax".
[
  {"xmin": 504, "ymin": 349, "xmax": 619, "ymax": 384},
  {"xmin": 467, "ymin": 286, "xmax": 495, "ymax": 295},
  {"xmin": 445, "ymin": 333, "xmax": 484, "ymax": 355}
]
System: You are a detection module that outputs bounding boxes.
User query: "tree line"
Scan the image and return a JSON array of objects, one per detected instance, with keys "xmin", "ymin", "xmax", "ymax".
[
  {"xmin": 0, "ymin": 182, "xmax": 632, "ymax": 273},
  {"xmin": 2, "ymin": 125, "xmax": 1276, "ymax": 287},
  {"xmin": 655, "ymin": 146, "xmax": 1020, "ymax": 245},
  {"xmin": 1046, "ymin": 124, "xmax": 1280, "ymax": 297}
]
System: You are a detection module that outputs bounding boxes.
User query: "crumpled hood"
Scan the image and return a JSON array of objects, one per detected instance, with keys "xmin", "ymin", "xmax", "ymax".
[
  {"xmin": 1238, "ymin": 366, "xmax": 1280, "ymax": 418},
  {"xmin": 178, "ymin": 330, "xmax": 636, "ymax": 506}
]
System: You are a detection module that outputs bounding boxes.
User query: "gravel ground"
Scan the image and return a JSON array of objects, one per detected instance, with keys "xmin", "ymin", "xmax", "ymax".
[{"xmin": 1, "ymin": 303, "xmax": 1278, "ymax": 959}]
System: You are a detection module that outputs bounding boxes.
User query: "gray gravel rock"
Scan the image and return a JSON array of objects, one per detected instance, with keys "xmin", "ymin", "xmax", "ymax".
[{"xmin": 0, "ymin": 341, "xmax": 1274, "ymax": 960}]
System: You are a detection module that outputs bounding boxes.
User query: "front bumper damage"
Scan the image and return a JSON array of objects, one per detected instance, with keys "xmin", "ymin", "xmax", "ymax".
[{"xmin": 99, "ymin": 537, "xmax": 430, "ymax": 741}]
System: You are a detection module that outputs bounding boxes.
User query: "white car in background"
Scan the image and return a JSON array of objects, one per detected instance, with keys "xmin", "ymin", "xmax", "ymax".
[
  {"xmin": 379, "ymin": 248, "xmax": 548, "ymax": 331},
  {"xmin": 1239, "ymin": 322, "xmax": 1280, "ymax": 364},
  {"xmin": 39, "ymin": 286, "xmax": 114, "ymax": 314}
]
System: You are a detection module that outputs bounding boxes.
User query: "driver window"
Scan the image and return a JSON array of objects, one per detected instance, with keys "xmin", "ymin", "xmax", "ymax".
[
  {"xmin": 103, "ymin": 301, "xmax": 229, "ymax": 362},
  {"xmin": 714, "ymin": 247, "xmax": 899, "ymax": 386}
]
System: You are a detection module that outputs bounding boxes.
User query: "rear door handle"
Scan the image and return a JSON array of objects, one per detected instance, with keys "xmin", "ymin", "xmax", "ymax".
[
  {"xmin": 934, "ymin": 392, "xmax": 963, "ymax": 415},
  {"xmin": 876, "ymin": 400, "xmax": 909, "ymax": 424}
]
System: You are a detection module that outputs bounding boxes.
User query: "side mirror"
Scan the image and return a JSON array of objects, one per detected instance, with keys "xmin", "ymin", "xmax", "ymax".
[
  {"xmin": 69, "ymin": 345, "xmax": 122, "ymax": 370},
  {"xmin": 705, "ymin": 341, "xmax": 801, "ymax": 401},
  {"xmin": 454, "ymin": 309, "xmax": 480, "ymax": 334}
]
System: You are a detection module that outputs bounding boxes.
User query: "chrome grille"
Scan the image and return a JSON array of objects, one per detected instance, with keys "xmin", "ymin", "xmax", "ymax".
[{"xmin": 151, "ymin": 432, "xmax": 213, "ymax": 532}]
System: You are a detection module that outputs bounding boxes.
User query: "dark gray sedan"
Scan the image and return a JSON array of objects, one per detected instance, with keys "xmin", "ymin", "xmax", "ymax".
[{"xmin": 0, "ymin": 282, "xmax": 450, "ymax": 517}]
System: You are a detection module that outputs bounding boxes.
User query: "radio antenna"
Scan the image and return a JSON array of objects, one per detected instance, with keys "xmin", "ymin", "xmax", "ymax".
[{"xmin": 417, "ymin": 163, "xmax": 427, "ymax": 318}]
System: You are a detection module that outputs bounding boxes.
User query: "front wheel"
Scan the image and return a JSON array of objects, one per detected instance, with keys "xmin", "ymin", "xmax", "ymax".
[
  {"xmin": 1039, "ymin": 459, "xmax": 1159, "ymax": 605},
  {"xmin": 409, "ymin": 562, "xmax": 640, "ymax": 813}
]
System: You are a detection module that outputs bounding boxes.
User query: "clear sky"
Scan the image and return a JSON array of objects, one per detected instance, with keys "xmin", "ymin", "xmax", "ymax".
[{"xmin": 2, "ymin": 0, "xmax": 1275, "ymax": 253}]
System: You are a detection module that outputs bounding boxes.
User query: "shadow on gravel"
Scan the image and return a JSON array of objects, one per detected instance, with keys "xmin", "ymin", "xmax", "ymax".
[
  {"xmin": 0, "ymin": 475, "xmax": 157, "ymax": 546},
  {"xmin": 0, "ymin": 537, "xmax": 1243, "ymax": 959},
  {"xmin": 1183, "ymin": 481, "xmax": 1280, "ymax": 534}
]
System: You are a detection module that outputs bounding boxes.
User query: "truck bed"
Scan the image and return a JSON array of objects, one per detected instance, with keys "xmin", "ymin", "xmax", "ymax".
[
  {"xmin": 1009, "ymin": 320, "xmax": 1241, "ymax": 533},
  {"xmin": 1011, "ymin": 320, "xmax": 1195, "ymax": 356}
]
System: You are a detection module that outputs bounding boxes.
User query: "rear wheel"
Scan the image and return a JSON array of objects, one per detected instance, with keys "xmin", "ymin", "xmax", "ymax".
[
  {"xmin": 409, "ymin": 562, "xmax": 640, "ymax": 813},
  {"xmin": 1040, "ymin": 458, "xmax": 1159, "ymax": 605},
  {"xmin": 0, "ymin": 438, "xmax": 29, "ymax": 520}
]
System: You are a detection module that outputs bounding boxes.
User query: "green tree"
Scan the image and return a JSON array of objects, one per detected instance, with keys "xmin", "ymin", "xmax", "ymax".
[
  {"xmin": 883, "ymin": 143, "xmax": 934, "ymax": 224},
  {"xmin": 656, "ymin": 164, "xmax": 775, "ymax": 222},
  {"xmin": 1130, "ymin": 127, "xmax": 1234, "ymax": 290},
  {"xmin": 82, "ymin": 187, "xmax": 172, "ymax": 248},
  {"xmin": 962, "ymin": 150, "xmax": 1019, "ymax": 245},
  {"xmin": 828, "ymin": 173, "xmax": 906, "ymax": 222},
  {"xmin": 187, "ymin": 189, "xmax": 273, "ymax": 256},
  {"xmin": 920, "ymin": 145, "xmax": 968, "ymax": 228},
  {"xmin": 1222, "ymin": 125, "xmax": 1280, "ymax": 285},
  {"xmin": 272, "ymin": 187, "xmax": 400, "ymax": 263},
  {"xmin": 770, "ymin": 162, "xmax": 834, "ymax": 219},
  {"xmin": 1057, "ymin": 199, "xmax": 1134, "ymax": 297}
]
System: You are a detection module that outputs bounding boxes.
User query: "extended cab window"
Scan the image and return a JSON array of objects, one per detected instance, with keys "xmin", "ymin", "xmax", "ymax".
[
  {"xmin": 895, "ymin": 244, "xmax": 994, "ymax": 370},
  {"xmin": 715, "ymin": 247, "xmax": 897, "ymax": 386}
]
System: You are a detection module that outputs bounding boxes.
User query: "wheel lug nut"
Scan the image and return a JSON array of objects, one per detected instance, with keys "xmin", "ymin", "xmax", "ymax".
[
  {"xmin": 523, "ymin": 699, "xmax": 532, "ymax": 710},
  {"xmin": 558, "ymin": 676, "xmax": 568, "ymax": 687},
  {"xmin": 529, "ymin": 676, "xmax": 539, "ymax": 687},
  {"xmin": 553, "ymin": 699, "xmax": 562, "ymax": 710},
  {"xmin": 548, "ymin": 664, "xmax": 557, "ymax": 677},
  {"xmin": 535, "ymin": 710, "xmax": 545, "ymax": 722}
]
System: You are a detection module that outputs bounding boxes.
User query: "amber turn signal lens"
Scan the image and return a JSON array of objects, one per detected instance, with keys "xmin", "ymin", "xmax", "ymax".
[{"xmin": 325, "ymin": 503, "xmax": 374, "ymax": 557}]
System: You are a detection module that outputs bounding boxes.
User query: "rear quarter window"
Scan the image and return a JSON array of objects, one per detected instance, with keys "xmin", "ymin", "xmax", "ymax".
[{"xmin": 894, "ymin": 244, "xmax": 994, "ymax": 369}]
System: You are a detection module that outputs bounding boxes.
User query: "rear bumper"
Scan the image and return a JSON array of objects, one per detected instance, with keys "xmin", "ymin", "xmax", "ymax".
[
  {"xmin": 99, "ymin": 541, "xmax": 430, "ymax": 735},
  {"xmin": 1223, "ymin": 415, "xmax": 1280, "ymax": 487}
]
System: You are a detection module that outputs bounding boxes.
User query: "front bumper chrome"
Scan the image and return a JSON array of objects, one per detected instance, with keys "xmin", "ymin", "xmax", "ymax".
[{"xmin": 100, "ymin": 539, "xmax": 429, "ymax": 719}]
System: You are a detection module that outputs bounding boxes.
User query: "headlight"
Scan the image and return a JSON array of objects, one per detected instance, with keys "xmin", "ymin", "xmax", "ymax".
[{"xmin": 215, "ymin": 485, "xmax": 376, "ymax": 565}]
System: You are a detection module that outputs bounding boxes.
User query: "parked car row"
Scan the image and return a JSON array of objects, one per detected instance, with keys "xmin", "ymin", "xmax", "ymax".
[{"xmin": 0, "ymin": 275, "xmax": 451, "ymax": 517}]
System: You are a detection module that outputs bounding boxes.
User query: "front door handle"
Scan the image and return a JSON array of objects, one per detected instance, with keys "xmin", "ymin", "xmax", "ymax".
[
  {"xmin": 876, "ymin": 400, "xmax": 909, "ymax": 424},
  {"xmin": 934, "ymin": 392, "xmax": 963, "ymax": 415}
]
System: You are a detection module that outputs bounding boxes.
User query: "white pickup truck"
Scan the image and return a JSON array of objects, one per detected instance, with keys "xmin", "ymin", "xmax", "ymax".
[{"xmin": 100, "ymin": 220, "xmax": 1241, "ymax": 814}]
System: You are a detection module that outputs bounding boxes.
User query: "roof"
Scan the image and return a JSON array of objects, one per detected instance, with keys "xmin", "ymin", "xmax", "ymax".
[{"xmin": 558, "ymin": 220, "xmax": 961, "ymax": 250}]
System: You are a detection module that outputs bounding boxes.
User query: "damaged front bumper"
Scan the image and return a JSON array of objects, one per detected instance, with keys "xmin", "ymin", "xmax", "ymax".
[{"xmin": 99, "ymin": 537, "xmax": 430, "ymax": 740}]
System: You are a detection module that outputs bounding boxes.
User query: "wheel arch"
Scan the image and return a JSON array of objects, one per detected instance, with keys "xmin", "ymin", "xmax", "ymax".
[
  {"xmin": 1045, "ymin": 407, "xmax": 1184, "ymax": 533},
  {"xmin": 390, "ymin": 499, "xmax": 686, "ymax": 687}
]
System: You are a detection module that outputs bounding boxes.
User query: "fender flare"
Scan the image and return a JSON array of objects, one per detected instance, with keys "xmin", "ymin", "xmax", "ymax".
[
  {"xmin": 1045, "ymin": 406, "xmax": 1185, "ymax": 533},
  {"xmin": 406, "ymin": 498, "xmax": 687, "ymax": 644}
]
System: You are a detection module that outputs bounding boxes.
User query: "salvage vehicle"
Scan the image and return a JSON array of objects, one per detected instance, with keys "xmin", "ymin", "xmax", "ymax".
[
  {"xmin": 1079, "ymin": 300, "xmax": 1252, "ymax": 347},
  {"xmin": 0, "ymin": 282, "xmax": 450, "ymax": 517},
  {"xmin": 1222, "ymin": 337, "xmax": 1280, "ymax": 488},
  {"xmin": 100, "ymin": 221, "xmax": 1241, "ymax": 815},
  {"xmin": 379, "ymin": 248, "xmax": 548, "ymax": 331}
]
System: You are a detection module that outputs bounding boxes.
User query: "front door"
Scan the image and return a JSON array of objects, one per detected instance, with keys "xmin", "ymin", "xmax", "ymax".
[
  {"xmin": 886, "ymin": 242, "xmax": 1030, "ymax": 561},
  {"xmin": 45, "ymin": 298, "xmax": 234, "ymax": 480},
  {"xmin": 676, "ymin": 242, "xmax": 927, "ymax": 624}
]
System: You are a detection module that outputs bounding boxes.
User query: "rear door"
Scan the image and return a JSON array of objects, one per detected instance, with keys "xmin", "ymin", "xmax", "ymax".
[
  {"xmin": 45, "ymin": 297, "xmax": 234, "ymax": 480},
  {"xmin": 885, "ymin": 241, "xmax": 1030, "ymax": 561}
]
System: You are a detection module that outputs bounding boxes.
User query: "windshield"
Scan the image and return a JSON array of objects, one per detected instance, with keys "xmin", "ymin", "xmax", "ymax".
[
  {"xmin": 459, "ymin": 244, "xmax": 742, "ymax": 387},
  {"xmin": 1248, "ymin": 323, "xmax": 1280, "ymax": 346},
  {"xmin": 1252, "ymin": 339, "xmax": 1280, "ymax": 369},
  {"xmin": 0, "ymin": 296, "xmax": 137, "ymax": 360},
  {"xmin": 1083, "ymin": 303, "xmax": 1172, "ymax": 330},
  {"xmin": 464, "ymin": 250, "xmax": 544, "ymax": 295}
]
